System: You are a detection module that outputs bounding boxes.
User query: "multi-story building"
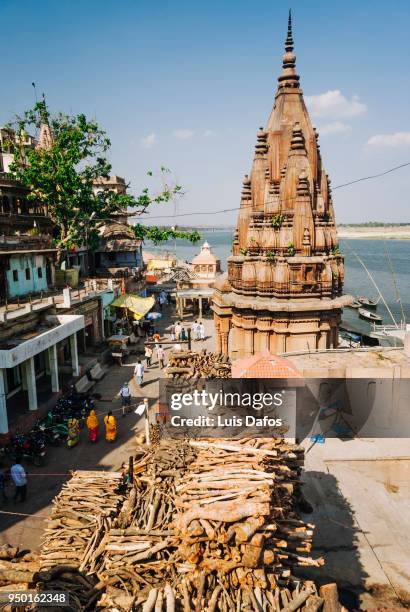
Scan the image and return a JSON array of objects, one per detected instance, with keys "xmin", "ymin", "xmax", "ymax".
[{"xmin": 0, "ymin": 127, "xmax": 56, "ymax": 301}]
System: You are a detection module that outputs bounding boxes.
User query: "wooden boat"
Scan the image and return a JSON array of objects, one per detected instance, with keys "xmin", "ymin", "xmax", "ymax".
[
  {"xmin": 347, "ymin": 299, "xmax": 362, "ymax": 309},
  {"xmin": 358, "ymin": 308, "xmax": 382, "ymax": 324},
  {"xmin": 357, "ymin": 296, "xmax": 379, "ymax": 309}
]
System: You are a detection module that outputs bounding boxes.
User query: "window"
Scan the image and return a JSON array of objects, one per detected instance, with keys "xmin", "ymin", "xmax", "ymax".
[
  {"xmin": 25, "ymin": 268, "xmax": 31, "ymax": 280},
  {"xmin": 12, "ymin": 270, "xmax": 18, "ymax": 282},
  {"xmin": 37, "ymin": 267, "xmax": 43, "ymax": 278}
]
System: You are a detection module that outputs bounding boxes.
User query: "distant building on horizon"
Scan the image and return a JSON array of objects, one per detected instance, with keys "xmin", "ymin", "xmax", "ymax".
[{"xmin": 213, "ymin": 12, "xmax": 351, "ymax": 357}]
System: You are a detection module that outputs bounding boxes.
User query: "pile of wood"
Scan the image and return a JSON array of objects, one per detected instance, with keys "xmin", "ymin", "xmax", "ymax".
[
  {"xmin": 94, "ymin": 438, "xmax": 341, "ymax": 611},
  {"xmin": 169, "ymin": 438, "xmax": 323, "ymax": 609},
  {"xmin": 0, "ymin": 544, "xmax": 40, "ymax": 596},
  {"xmin": 96, "ymin": 440, "xmax": 195, "ymax": 610},
  {"xmin": 38, "ymin": 470, "xmax": 125, "ymax": 609},
  {"xmin": 0, "ymin": 440, "xmax": 346, "ymax": 610},
  {"xmin": 166, "ymin": 349, "xmax": 231, "ymax": 381}
]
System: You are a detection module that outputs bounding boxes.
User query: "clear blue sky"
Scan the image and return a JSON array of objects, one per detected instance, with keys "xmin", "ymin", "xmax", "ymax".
[{"xmin": 1, "ymin": 0, "xmax": 409, "ymax": 225}]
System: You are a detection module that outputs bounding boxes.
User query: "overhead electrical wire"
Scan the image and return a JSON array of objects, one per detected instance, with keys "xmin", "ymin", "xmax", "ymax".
[
  {"xmin": 141, "ymin": 160, "xmax": 410, "ymax": 220},
  {"xmin": 2, "ymin": 160, "xmax": 409, "ymax": 223}
]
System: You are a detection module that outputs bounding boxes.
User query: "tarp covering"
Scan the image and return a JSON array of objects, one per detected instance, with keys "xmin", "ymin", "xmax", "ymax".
[{"xmin": 110, "ymin": 294, "xmax": 155, "ymax": 320}]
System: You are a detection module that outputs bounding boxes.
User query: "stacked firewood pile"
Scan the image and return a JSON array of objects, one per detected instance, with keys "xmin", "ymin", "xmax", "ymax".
[
  {"xmin": 166, "ymin": 349, "xmax": 231, "ymax": 381},
  {"xmin": 0, "ymin": 544, "xmax": 40, "ymax": 596},
  {"xmin": 96, "ymin": 440, "xmax": 195, "ymax": 610},
  {"xmin": 38, "ymin": 470, "xmax": 125, "ymax": 610},
  {"xmin": 94, "ymin": 438, "xmax": 341, "ymax": 611},
  {"xmin": 170, "ymin": 438, "xmax": 323, "ymax": 610},
  {"xmin": 0, "ymin": 441, "xmax": 345, "ymax": 610}
]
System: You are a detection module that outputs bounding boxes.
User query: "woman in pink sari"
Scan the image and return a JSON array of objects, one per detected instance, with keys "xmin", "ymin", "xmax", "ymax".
[{"xmin": 86, "ymin": 409, "xmax": 99, "ymax": 443}]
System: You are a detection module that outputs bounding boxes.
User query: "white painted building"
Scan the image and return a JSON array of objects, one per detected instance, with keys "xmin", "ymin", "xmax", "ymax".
[{"xmin": 0, "ymin": 313, "xmax": 84, "ymax": 434}]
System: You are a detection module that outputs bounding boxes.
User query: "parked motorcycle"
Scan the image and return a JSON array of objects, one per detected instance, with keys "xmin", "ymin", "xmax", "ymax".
[
  {"xmin": 7, "ymin": 431, "xmax": 47, "ymax": 466},
  {"xmin": 34, "ymin": 415, "xmax": 68, "ymax": 446}
]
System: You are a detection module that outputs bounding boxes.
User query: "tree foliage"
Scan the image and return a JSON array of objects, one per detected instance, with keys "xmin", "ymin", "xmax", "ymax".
[{"xmin": 8, "ymin": 102, "xmax": 200, "ymax": 260}]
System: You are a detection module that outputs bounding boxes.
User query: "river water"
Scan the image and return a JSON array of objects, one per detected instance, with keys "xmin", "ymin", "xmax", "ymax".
[{"xmin": 147, "ymin": 231, "xmax": 410, "ymax": 334}]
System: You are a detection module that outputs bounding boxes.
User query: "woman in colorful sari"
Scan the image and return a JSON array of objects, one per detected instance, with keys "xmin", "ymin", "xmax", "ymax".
[
  {"xmin": 67, "ymin": 417, "xmax": 80, "ymax": 448},
  {"xmin": 104, "ymin": 411, "xmax": 117, "ymax": 443},
  {"xmin": 86, "ymin": 409, "xmax": 99, "ymax": 443}
]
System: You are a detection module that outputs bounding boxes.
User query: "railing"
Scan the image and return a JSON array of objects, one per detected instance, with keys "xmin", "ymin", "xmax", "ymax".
[
  {"xmin": 371, "ymin": 322, "xmax": 408, "ymax": 333},
  {"xmin": 0, "ymin": 171, "xmax": 19, "ymax": 183}
]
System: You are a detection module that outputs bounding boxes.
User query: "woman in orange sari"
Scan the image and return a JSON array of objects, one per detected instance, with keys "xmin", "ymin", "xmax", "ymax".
[
  {"xmin": 86, "ymin": 409, "xmax": 99, "ymax": 443},
  {"xmin": 104, "ymin": 411, "xmax": 117, "ymax": 443}
]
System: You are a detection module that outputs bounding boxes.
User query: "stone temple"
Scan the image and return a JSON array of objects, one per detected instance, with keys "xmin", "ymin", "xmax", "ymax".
[{"xmin": 213, "ymin": 12, "xmax": 351, "ymax": 358}]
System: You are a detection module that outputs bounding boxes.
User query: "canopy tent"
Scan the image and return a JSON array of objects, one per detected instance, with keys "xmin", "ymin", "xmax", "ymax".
[{"xmin": 110, "ymin": 294, "xmax": 155, "ymax": 320}]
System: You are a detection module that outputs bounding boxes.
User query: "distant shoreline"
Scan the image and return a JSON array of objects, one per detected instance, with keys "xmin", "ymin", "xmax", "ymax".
[
  {"xmin": 338, "ymin": 226, "xmax": 410, "ymax": 240},
  {"xmin": 163, "ymin": 225, "xmax": 410, "ymax": 240}
]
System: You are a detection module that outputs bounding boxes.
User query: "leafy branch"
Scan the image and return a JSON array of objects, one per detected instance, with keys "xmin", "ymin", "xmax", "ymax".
[{"xmin": 7, "ymin": 102, "xmax": 197, "ymax": 262}]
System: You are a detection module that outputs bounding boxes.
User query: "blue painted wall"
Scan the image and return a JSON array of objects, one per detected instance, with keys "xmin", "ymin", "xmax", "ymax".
[{"xmin": 6, "ymin": 253, "xmax": 48, "ymax": 297}]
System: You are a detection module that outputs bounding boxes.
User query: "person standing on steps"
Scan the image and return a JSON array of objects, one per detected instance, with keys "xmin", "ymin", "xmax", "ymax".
[{"xmin": 11, "ymin": 458, "xmax": 27, "ymax": 503}]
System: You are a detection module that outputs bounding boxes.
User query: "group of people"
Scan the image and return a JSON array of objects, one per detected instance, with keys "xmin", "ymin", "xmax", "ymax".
[
  {"xmin": 171, "ymin": 321, "xmax": 205, "ymax": 342},
  {"xmin": 64, "ymin": 409, "xmax": 119, "ymax": 446},
  {"xmin": 170, "ymin": 321, "xmax": 206, "ymax": 342},
  {"xmin": 191, "ymin": 320, "xmax": 206, "ymax": 341}
]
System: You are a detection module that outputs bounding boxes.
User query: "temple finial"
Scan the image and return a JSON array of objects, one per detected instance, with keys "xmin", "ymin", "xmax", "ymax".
[
  {"xmin": 285, "ymin": 9, "xmax": 294, "ymax": 53},
  {"xmin": 278, "ymin": 10, "xmax": 299, "ymax": 85}
]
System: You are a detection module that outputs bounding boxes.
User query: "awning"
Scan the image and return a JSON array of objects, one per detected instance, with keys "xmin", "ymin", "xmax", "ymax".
[{"xmin": 110, "ymin": 294, "xmax": 155, "ymax": 320}]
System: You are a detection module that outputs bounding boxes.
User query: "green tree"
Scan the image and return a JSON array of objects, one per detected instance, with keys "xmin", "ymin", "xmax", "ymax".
[{"xmin": 8, "ymin": 102, "xmax": 199, "ymax": 262}]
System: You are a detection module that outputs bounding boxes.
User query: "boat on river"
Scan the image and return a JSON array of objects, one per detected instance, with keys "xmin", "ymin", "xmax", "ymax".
[
  {"xmin": 347, "ymin": 299, "xmax": 362, "ymax": 309},
  {"xmin": 357, "ymin": 296, "xmax": 379, "ymax": 309},
  {"xmin": 358, "ymin": 308, "xmax": 382, "ymax": 324}
]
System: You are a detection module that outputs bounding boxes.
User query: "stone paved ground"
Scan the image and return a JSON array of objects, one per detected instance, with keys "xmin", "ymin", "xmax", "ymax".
[{"xmin": 0, "ymin": 301, "xmax": 215, "ymax": 551}]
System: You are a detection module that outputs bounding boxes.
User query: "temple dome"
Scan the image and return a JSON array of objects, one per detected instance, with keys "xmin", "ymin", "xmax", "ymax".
[{"xmin": 191, "ymin": 241, "xmax": 220, "ymax": 265}]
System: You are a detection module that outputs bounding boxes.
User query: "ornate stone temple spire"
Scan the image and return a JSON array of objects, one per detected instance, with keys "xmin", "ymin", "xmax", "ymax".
[
  {"xmin": 36, "ymin": 94, "xmax": 53, "ymax": 151},
  {"xmin": 213, "ymin": 13, "xmax": 351, "ymax": 357},
  {"xmin": 278, "ymin": 9, "xmax": 299, "ymax": 87}
]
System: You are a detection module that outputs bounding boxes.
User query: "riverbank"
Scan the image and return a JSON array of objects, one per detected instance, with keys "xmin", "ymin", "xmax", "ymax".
[{"xmin": 338, "ymin": 226, "xmax": 410, "ymax": 239}]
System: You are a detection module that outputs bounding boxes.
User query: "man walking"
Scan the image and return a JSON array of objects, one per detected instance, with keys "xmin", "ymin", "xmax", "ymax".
[
  {"xmin": 199, "ymin": 321, "xmax": 205, "ymax": 341},
  {"xmin": 134, "ymin": 360, "xmax": 145, "ymax": 387},
  {"xmin": 156, "ymin": 344, "xmax": 165, "ymax": 369},
  {"xmin": 145, "ymin": 344, "xmax": 153, "ymax": 367},
  {"xmin": 170, "ymin": 323, "xmax": 176, "ymax": 342},
  {"xmin": 120, "ymin": 382, "xmax": 131, "ymax": 416},
  {"xmin": 11, "ymin": 458, "xmax": 27, "ymax": 503}
]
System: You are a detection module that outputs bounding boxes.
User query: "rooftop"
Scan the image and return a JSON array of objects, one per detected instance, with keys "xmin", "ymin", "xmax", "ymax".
[{"xmin": 285, "ymin": 345, "xmax": 410, "ymax": 376}]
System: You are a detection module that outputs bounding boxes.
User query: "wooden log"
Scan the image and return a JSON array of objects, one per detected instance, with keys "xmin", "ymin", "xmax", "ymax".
[
  {"xmin": 142, "ymin": 588, "xmax": 158, "ymax": 612},
  {"xmin": 319, "ymin": 584, "xmax": 341, "ymax": 612},
  {"xmin": 165, "ymin": 583, "xmax": 175, "ymax": 612},
  {"xmin": 304, "ymin": 595, "xmax": 324, "ymax": 611},
  {"xmin": 281, "ymin": 588, "xmax": 315, "ymax": 612}
]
